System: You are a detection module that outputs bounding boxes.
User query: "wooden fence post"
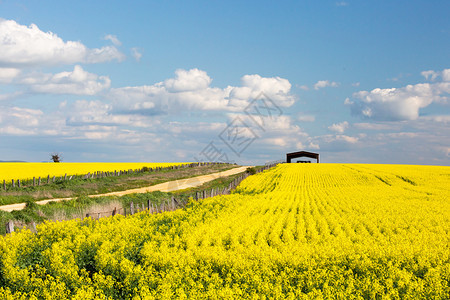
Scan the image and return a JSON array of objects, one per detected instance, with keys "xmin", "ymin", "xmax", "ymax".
[
  {"xmin": 112, "ymin": 207, "xmax": 117, "ymax": 216},
  {"xmin": 3, "ymin": 180, "xmax": 5, "ymax": 191},
  {"xmin": 38, "ymin": 177, "xmax": 41, "ymax": 186},
  {"xmin": 5, "ymin": 220, "xmax": 14, "ymax": 234},
  {"xmin": 18, "ymin": 179, "xmax": 21, "ymax": 188},
  {"xmin": 130, "ymin": 201, "xmax": 135, "ymax": 215}
]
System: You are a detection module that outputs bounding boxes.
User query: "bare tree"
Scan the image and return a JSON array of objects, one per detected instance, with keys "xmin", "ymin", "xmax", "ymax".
[{"xmin": 51, "ymin": 153, "xmax": 62, "ymax": 163}]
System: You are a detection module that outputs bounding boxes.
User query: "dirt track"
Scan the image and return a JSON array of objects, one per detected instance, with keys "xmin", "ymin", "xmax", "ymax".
[{"xmin": 0, "ymin": 166, "xmax": 250, "ymax": 212}]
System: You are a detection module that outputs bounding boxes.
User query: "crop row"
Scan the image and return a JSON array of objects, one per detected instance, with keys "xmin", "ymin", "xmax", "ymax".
[{"xmin": 0, "ymin": 164, "xmax": 448, "ymax": 299}]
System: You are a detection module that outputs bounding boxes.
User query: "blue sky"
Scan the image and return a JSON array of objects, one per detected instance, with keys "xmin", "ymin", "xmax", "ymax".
[{"xmin": 0, "ymin": 0, "xmax": 449, "ymax": 165}]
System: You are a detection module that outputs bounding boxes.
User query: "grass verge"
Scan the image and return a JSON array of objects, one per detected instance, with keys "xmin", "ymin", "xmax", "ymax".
[
  {"xmin": 0, "ymin": 166, "xmax": 255, "ymax": 235},
  {"xmin": 0, "ymin": 163, "xmax": 236, "ymax": 206}
]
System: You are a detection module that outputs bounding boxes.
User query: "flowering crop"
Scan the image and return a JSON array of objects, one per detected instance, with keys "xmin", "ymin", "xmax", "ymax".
[
  {"xmin": 0, "ymin": 164, "xmax": 448, "ymax": 299},
  {"xmin": 0, "ymin": 162, "xmax": 188, "ymax": 182}
]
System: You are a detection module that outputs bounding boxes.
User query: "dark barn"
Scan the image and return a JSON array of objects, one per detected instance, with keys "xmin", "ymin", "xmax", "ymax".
[{"xmin": 286, "ymin": 151, "xmax": 319, "ymax": 163}]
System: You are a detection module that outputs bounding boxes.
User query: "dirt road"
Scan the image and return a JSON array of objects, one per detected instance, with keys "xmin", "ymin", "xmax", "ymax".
[{"xmin": 0, "ymin": 166, "xmax": 251, "ymax": 212}]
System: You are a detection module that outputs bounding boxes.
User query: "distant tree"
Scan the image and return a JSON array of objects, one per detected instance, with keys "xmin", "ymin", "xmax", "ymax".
[{"xmin": 51, "ymin": 153, "xmax": 62, "ymax": 163}]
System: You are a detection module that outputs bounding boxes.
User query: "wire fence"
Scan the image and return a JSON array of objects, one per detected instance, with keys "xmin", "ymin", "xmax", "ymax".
[
  {"xmin": 4, "ymin": 162, "xmax": 281, "ymax": 234},
  {"xmin": 1, "ymin": 162, "xmax": 227, "ymax": 191}
]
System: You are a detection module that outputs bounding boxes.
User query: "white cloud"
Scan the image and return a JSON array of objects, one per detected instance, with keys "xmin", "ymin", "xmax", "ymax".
[
  {"xmin": 22, "ymin": 65, "xmax": 111, "ymax": 95},
  {"xmin": 314, "ymin": 80, "xmax": 339, "ymax": 90},
  {"xmin": 298, "ymin": 114, "xmax": 315, "ymax": 122},
  {"xmin": 63, "ymin": 100, "xmax": 156, "ymax": 128},
  {"xmin": 0, "ymin": 19, "xmax": 125, "ymax": 67},
  {"xmin": 420, "ymin": 115, "xmax": 450, "ymax": 123},
  {"xmin": 0, "ymin": 68, "xmax": 21, "ymax": 83},
  {"xmin": 348, "ymin": 71, "xmax": 450, "ymax": 121},
  {"xmin": 230, "ymin": 74, "xmax": 295, "ymax": 107},
  {"xmin": 328, "ymin": 121, "xmax": 349, "ymax": 133},
  {"xmin": 421, "ymin": 69, "xmax": 450, "ymax": 82},
  {"xmin": 307, "ymin": 142, "xmax": 320, "ymax": 150},
  {"xmin": 108, "ymin": 68, "xmax": 296, "ymax": 114},
  {"xmin": 297, "ymin": 84, "xmax": 309, "ymax": 91},
  {"xmin": 421, "ymin": 70, "xmax": 439, "ymax": 81},
  {"xmin": 321, "ymin": 134, "xmax": 359, "ymax": 146},
  {"xmin": 336, "ymin": 2, "xmax": 349, "ymax": 6},
  {"xmin": 0, "ymin": 106, "xmax": 44, "ymax": 135},
  {"xmin": 224, "ymin": 113, "xmax": 309, "ymax": 152},
  {"xmin": 131, "ymin": 48, "xmax": 142, "ymax": 62},
  {"xmin": 353, "ymin": 122, "xmax": 402, "ymax": 131},
  {"xmin": 164, "ymin": 68, "xmax": 212, "ymax": 92},
  {"xmin": 443, "ymin": 69, "xmax": 450, "ymax": 82},
  {"xmin": 103, "ymin": 34, "xmax": 122, "ymax": 46},
  {"xmin": 0, "ymin": 91, "xmax": 24, "ymax": 101}
]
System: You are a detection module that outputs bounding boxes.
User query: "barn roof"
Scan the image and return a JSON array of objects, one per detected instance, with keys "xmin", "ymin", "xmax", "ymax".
[{"xmin": 286, "ymin": 151, "xmax": 319, "ymax": 163}]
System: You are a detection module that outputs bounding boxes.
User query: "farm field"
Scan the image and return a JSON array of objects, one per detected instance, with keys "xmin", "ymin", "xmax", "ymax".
[
  {"xmin": 0, "ymin": 163, "xmax": 449, "ymax": 299},
  {"xmin": 0, "ymin": 162, "xmax": 188, "ymax": 182}
]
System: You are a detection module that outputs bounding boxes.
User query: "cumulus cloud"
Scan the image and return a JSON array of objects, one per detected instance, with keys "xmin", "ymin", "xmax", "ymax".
[
  {"xmin": 103, "ymin": 34, "xmax": 122, "ymax": 46},
  {"xmin": 314, "ymin": 80, "xmax": 339, "ymax": 90},
  {"xmin": 22, "ymin": 65, "xmax": 111, "ymax": 95},
  {"xmin": 347, "ymin": 70, "xmax": 450, "ymax": 121},
  {"xmin": 0, "ymin": 19, "xmax": 125, "ymax": 67},
  {"xmin": 164, "ymin": 68, "xmax": 212, "ymax": 92},
  {"xmin": 222, "ymin": 113, "xmax": 309, "ymax": 153},
  {"xmin": 328, "ymin": 121, "xmax": 349, "ymax": 133},
  {"xmin": 230, "ymin": 74, "xmax": 295, "ymax": 107},
  {"xmin": 108, "ymin": 68, "xmax": 296, "ymax": 114}
]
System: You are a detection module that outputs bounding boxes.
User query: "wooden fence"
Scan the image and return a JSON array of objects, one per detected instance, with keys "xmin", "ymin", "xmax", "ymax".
[
  {"xmin": 1, "ymin": 162, "xmax": 227, "ymax": 191},
  {"xmin": 4, "ymin": 163, "xmax": 280, "ymax": 234}
]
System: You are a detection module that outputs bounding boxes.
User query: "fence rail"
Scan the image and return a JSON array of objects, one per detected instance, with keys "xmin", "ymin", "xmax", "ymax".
[{"xmin": 4, "ymin": 162, "xmax": 281, "ymax": 234}]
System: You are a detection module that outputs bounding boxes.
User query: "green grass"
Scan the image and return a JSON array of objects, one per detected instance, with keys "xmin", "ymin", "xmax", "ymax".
[
  {"xmin": 0, "ymin": 163, "xmax": 236, "ymax": 206},
  {"xmin": 0, "ymin": 165, "xmax": 253, "ymax": 235}
]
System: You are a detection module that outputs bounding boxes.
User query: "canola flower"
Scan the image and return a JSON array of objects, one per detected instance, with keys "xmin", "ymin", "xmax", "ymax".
[
  {"xmin": 0, "ymin": 164, "xmax": 448, "ymax": 299},
  {"xmin": 0, "ymin": 162, "xmax": 188, "ymax": 182}
]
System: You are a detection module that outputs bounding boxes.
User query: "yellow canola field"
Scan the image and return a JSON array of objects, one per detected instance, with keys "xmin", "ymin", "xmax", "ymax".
[
  {"xmin": 0, "ymin": 164, "xmax": 449, "ymax": 299},
  {"xmin": 0, "ymin": 162, "xmax": 189, "ymax": 181}
]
